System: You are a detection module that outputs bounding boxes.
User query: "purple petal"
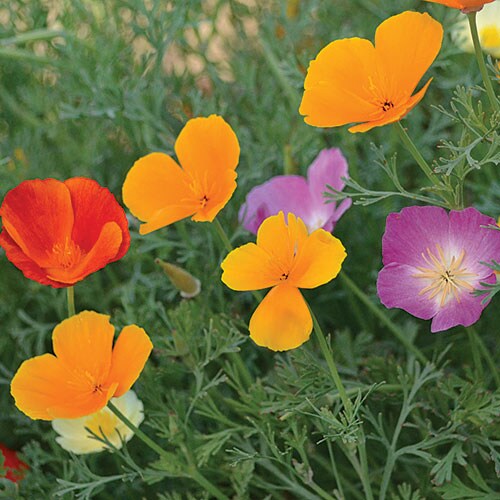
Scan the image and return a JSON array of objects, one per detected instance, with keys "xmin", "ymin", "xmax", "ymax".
[
  {"xmin": 239, "ymin": 176, "xmax": 312, "ymax": 235},
  {"xmin": 430, "ymin": 274, "xmax": 495, "ymax": 332},
  {"xmin": 382, "ymin": 206, "xmax": 450, "ymax": 267},
  {"xmin": 448, "ymin": 207, "xmax": 500, "ymax": 279},
  {"xmin": 307, "ymin": 148, "xmax": 350, "ymax": 231},
  {"xmin": 377, "ymin": 263, "xmax": 440, "ymax": 320}
]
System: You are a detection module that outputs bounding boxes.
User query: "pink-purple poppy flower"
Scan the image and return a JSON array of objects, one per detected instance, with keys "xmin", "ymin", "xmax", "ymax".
[
  {"xmin": 239, "ymin": 148, "xmax": 351, "ymax": 234},
  {"xmin": 377, "ymin": 206, "xmax": 500, "ymax": 332}
]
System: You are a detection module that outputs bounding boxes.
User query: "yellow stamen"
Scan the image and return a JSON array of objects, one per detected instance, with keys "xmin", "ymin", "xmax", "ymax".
[{"xmin": 413, "ymin": 245, "xmax": 477, "ymax": 307}]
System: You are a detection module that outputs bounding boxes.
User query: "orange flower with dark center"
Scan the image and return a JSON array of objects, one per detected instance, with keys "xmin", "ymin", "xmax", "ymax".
[
  {"xmin": 0, "ymin": 178, "xmax": 130, "ymax": 288},
  {"xmin": 10, "ymin": 311, "xmax": 153, "ymax": 420},
  {"xmin": 299, "ymin": 11, "xmax": 443, "ymax": 133},
  {"xmin": 425, "ymin": 0, "xmax": 494, "ymax": 12},
  {"xmin": 122, "ymin": 114, "xmax": 240, "ymax": 234}
]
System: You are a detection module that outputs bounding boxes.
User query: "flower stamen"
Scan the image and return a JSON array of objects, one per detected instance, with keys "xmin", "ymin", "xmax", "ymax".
[{"xmin": 413, "ymin": 245, "xmax": 477, "ymax": 307}]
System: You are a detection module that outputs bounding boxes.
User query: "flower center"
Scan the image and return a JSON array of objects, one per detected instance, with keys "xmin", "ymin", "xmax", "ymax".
[
  {"xmin": 51, "ymin": 237, "xmax": 82, "ymax": 269},
  {"xmin": 412, "ymin": 244, "xmax": 477, "ymax": 307},
  {"xmin": 381, "ymin": 100, "xmax": 394, "ymax": 112}
]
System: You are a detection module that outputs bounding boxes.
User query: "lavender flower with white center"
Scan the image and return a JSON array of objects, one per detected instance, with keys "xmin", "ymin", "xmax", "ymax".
[
  {"xmin": 377, "ymin": 206, "xmax": 500, "ymax": 332},
  {"xmin": 239, "ymin": 148, "xmax": 351, "ymax": 234}
]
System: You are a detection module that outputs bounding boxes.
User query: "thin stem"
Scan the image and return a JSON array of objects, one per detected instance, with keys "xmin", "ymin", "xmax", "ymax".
[
  {"xmin": 309, "ymin": 306, "xmax": 352, "ymax": 415},
  {"xmin": 340, "ymin": 273, "xmax": 428, "ymax": 364},
  {"xmin": 213, "ymin": 217, "xmax": 233, "ymax": 253},
  {"xmin": 66, "ymin": 286, "xmax": 75, "ymax": 317},
  {"xmin": 107, "ymin": 401, "xmax": 230, "ymax": 500},
  {"xmin": 467, "ymin": 326, "xmax": 500, "ymax": 388},
  {"xmin": 395, "ymin": 122, "xmax": 436, "ymax": 184},
  {"xmin": 466, "ymin": 327, "xmax": 483, "ymax": 381},
  {"xmin": 467, "ymin": 12, "xmax": 500, "ymax": 112},
  {"xmin": 356, "ymin": 428, "xmax": 374, "ymax": 500}
]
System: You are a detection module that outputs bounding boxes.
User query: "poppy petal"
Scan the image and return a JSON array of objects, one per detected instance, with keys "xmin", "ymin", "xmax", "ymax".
[
  {"xmin": 291, "ymin": 229, "xmax": 347, "ymax": 288},
  {"xmin": 122, "ymin": 152, "xmax": 192, "ymax": 226},
  {"xmin": 0, "ymin": 179, "xmax": 74, "ymax": 268},
  {"xmin": 348, "ymin": 78, "xmax": 432, "ymax": 133},
  {"xmin": 138, "ymin": 204, "xmax": 197, "ymax": 235},
  {"xmin": 52, "ymin": 311, "xmax": 115, "ymax": 383},
  {"xmin": 174, "ymin": 115, "xmax": 240, "ymax": 179},
  {"xmin": 107, "ymin": 325, "xmax": 153, "ymax": 397},
  {"xmin": 256, "ymin": 212, "xmax": 309, "ymax": 275},
  {"xmin": 375, "ymin": 12, "xmax": 443, "ymax": 98},
  {"xmin": 10, "ymin": 354, "xmax": 113, "ymax": 420},
  {"xmin": 249, "ymin": 285, "xmax": 312, "ymax": 351},
  {"xmin": 221, "ymin": 243, "xmax": 279, "ymax": 291},
  {"xmin": 0, "ymin": 230, "xmax": 63, "ymax": 287},
  {"xmin": 191, "ymin": 170, "xmax": 237, "ymax": 222},
  {"xmin": 45, "ymin": 221, "xmax": 123, "ymax": 284},
  {"xmin": 65, "ymin": 177, "xmax": 130, "ymax": 261},
  {"xmin": 299, "ymin": 38, "xmax": 381, "ymax": 127}
]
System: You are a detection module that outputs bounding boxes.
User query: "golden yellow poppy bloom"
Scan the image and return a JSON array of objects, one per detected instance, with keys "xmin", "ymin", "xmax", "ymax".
[
  {"xmin": 221, "ymin": 212, "xmax": 346, "ymax": 351},
  {"xmin": 299, "ymin": 11, "xmax": 443, "ymax": 133}
]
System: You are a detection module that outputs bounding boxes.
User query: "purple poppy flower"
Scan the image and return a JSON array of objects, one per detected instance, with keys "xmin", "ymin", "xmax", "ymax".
[
  {"xmin": 377, "ymin": 206, "xmax": 500, "ymax": 332},
  {"xmin": 239, "ymin": 148, "xmax": 351, "ymax": 234}
]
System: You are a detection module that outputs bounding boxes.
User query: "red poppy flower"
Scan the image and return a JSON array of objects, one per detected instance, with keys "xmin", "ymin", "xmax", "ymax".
[
  {"xmin": 0, "ymin": 443, "xmax": 28, "ymax": 483},
  {"xmin": 0, "ymin": 177, "xmax": 130, "ymax": 288}
]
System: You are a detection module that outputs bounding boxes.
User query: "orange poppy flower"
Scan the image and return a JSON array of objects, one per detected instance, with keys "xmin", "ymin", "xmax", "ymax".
[
  {"xmin": 0, "ymin": 177, "xmax": 130, "ymax": 288},
  {"xmin": 10, "ymin": 311, "xmax": 153, "ymax": 420},
  {"xmin": 299, "ymin": 11, "xmax": 443, "ymax": 133},
  {"xmin": 425, "ymin": 0, "xmax": 494, "ymax": 11},
  {"xmin": 122, "ymin": 114, "xmax": 240, "ymax": 235},
  {"xmin": 221, "ymin": 212, "xmax": 346, "ymax": 351}
]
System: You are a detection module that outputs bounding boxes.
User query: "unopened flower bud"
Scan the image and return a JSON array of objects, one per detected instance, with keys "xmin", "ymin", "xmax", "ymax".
[{"xmin": 155, "ymin": 259, "xmax": 201, "ymax": 298}]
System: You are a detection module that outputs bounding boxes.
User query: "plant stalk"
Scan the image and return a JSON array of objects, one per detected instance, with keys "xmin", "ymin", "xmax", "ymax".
[
  {"xmin": 309, "ymin": 306, "xmax": 352, "ymax": 415},
  {"xmin": 107, "ymin": 401, "xmax": 230, "ymax": 500},
  {"xmin": 467, "ymin": 12, "xmax": 499, "ymax": 112},
  {"xmin": 66, "ymin": 286, "xmax": 75, "ymax": 317}
]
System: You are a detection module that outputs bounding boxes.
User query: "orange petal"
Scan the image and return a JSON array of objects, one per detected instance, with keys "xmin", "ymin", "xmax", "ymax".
[
  {"xmin": 425, "ymin": 0, "xmax": 494, "ymax": 8},
  {"xmin": 221, "ymin": 243, "xmax": 278, "ymax": 291},
  {"xmin": 52, "ymin": 311, "xmax": 115, "ymax": 384},
  {"xmin": 256, "ymin": 212, "xmax": 308, "ymax": 276},
  {"xmin": 299, "ymin": 38, "xmax": 381, "ymax": 127},
  {"xmin": 249, "ymin": 285, "xmax": 312, "ymax": 351},
  {"xmin": 0, "ymin": 179, "xmax": 74, "ymax": 268},
  {"xmin": 290, "ymin": 229, "xmax": 347, "ymax": 288},
  {"xmin": 45, "ymin": 222, "xmax": 123, "ymax": 284},
  {"xmin": 0, "ymin": 230, "xmax": 63, "ymax": 287},
  {"xmin": 10, "ymin": 354, "xmax": 113, "ymax": 420},
  {"xmin": 65, "ymin": 177, "xmax": 130, "ymax": 261},
  {"xmin": 175, "ymin": 115, "xmax": 240, "ymax": 180},
  {"xmin": 138, "ymin": 204, "xmax": 197, "ymax": 235},
  {"xmin": 375, "ymin": 11, "xmax": 443, "ymax": 99},
  {"xmin": 122, "ymin": 152, "xmax": 193, "ymax": 228},
  {"xmin": 191, "ymin": 170, "xmax": 237, "ymax": 222},
  {"xmin": 348, "ymin": 78, "xmax": 432, "ymax": 133},
  {"xmin": 106, "ymin": 324, "xmax": 153, "ymax": 397}
]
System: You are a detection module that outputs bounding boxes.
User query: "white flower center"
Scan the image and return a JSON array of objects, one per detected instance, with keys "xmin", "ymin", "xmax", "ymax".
[{"xmin": 413, "ymin": 244, "xmax": 477, "ymax": 307}]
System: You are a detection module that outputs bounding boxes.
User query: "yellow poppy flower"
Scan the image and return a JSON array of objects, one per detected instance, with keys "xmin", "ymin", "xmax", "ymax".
[
  {"xmin": 122, "ymin": 115, "xmax": 240, "ymax": 234},
  {"xmin": 221, "ymin": 212, "xmax": 346, "ymax": 351},
  {"xmin": 299, "ymin": 11, "xmax": 443, "ymax": 133}
]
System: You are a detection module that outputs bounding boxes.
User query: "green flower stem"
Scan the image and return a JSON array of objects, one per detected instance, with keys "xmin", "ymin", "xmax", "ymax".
[
  {"xmin": 309, "ymin": 306, "xmax": 353, "ymax": 415},
  {"xmin": 467, "ymin": 12, "xmax": 500, "ymax": 113},
  {"xmin": 107, "ymin": 401, "xmax": 229, "ymax": 500},
  {"xmin": 395, "ymin": 122, "xmax": 436, "ymax": 184},
  {"xmin": 340, "ymin": 273, "xmax": 428, "ymax": 364},
  {"xmin": 467, "ymin": 326, "xmax": 500, "ymax": 388},
  {"xmin": 466, "ymin": 327, "xmax": 484, "ymax": 380},
  {"xmin": 66, "ymin": 286, "xmax": 75, "ymax": 317},
  {"xmin": 213, "ymin": 217, "xmax": 233, "ymax": 254},
  {"xmin": 212, "ymin": 217, "xmax": 255, "ymax": 388}
]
